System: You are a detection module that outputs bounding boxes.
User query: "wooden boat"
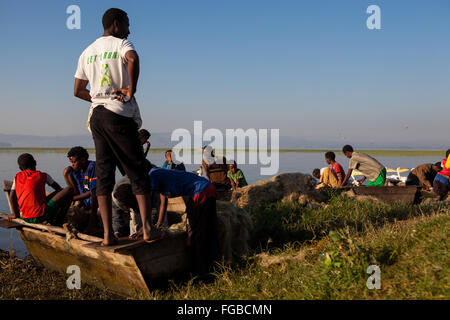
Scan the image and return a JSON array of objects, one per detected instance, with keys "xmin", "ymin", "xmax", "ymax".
[
  {"xmin": 0, "ymin": 180, "xmax": 191, "ymax": 299},
  {"xmin": 344, "ymin": 185, "xmax": 420, "ymax": 205}
]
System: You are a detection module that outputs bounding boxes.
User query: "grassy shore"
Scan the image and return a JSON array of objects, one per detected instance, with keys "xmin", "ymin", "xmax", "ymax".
[
  {"xmin": 0, "ymin": 147, "xmax": 445, "ymax": 157},
  {"xmin": 1, "ymin": 195, "xmax": 448, "ymax": 300}
]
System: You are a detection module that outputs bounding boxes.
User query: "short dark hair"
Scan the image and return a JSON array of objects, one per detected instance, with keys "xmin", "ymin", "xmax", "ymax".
[
  {"xmin": 325, "ymin": 151, "xmax": 336, "ymax": 161},
  {"xmin": 17, "ymin": 153, "xmax": 36, "ymax": 170},
  {"xmin": 102, "ymin": 8, "xmax": 128, "ymax": 29},
  {"xmin": 138, "ymin": 129, "xmax": 151, "ymax": 140},
  {"xmin": 67, "ymin": 146, "xmax": 89, "ymax": 160},
  {"xmin": 446, "ymin": 149, "xmax": 450, "ymax": 158},
  {"xmin": 165, "ymin": 149, "xmax": 172, "ymax": 154},
  {"xmin": 312, "ymin": 168, "xmax": 320, "ymax": 176},
  {"xmin": 342, "ymin": 145, "xmax": 354, "ymax": 153}
]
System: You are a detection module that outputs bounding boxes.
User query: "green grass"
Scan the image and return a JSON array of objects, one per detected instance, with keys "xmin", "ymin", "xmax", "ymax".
[
  {"xmin": 147, "ymin": 205, "xmax": 449, "ymax": 299},
  {"xmin": 248, "ymin": 194, "xmax": 440, "ymax": 250},
  {"xmin": 2, "ymin": 195, "xmax": 448, "ymax": 299},
  {"xmin": 0, "ymin": 147, "xmax": 445, "ymax": 157}
]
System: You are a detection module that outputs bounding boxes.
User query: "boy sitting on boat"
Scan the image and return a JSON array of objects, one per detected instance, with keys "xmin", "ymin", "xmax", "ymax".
[
  {"xmin": 138, "ymin": 129, "xmax": 151, "ymax": 158},
  {"xmin": 7, "ymin": 153, "xmax": 73, "ymax": 226},
  {"xmin": 325, "ymin": 151, "xmax": 345, "ymax": 186},
  {"xmin": 312, "ymin": 167, "xmax": 339, "ymax": 188},
  {"xmin": 227, "ymin": 161, "xmax": 248, "ymax": 190},
  {"xmin": 340, "ymin": 145, "xmax": 387, "ymax": 187},
  {"xmin": 63, "ymin": 146, "xmax": 98, "ymax": 233}
]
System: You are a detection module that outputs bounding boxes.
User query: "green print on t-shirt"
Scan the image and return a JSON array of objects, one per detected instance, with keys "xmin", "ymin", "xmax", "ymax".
[
  {"xmin": 100, "ymin": 63, "xmax": 111, "ymax": 87},
  {"xmin": 87, "ymin": 51, "xmax": 118, "ymax": 65}
]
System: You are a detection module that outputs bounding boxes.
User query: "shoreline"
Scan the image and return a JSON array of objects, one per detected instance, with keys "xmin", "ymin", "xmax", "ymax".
[{"xmin": 0, "ymin": 147, "xmax": 445, "ymax": 157}]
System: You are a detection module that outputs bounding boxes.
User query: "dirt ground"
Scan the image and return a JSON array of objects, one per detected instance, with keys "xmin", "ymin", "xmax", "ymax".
[{"xmin": 0, "ymin": 249, "xmax": 121, "ymax": 300}]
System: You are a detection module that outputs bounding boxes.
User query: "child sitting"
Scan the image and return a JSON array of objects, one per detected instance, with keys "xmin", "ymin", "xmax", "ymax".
[
  {"xmin": 63, "ymin": 146, "xmax": 98, "ymax": 233},
  {"xmin": 138, "ymin": 129, "xmax": 151, "ymax": 157},
  {"xmin": 227, "ymin": 161, "xmax": 248, "ymax": 190},
  {"xmin": 8, "ymin": 153, "xmax": 73, "ymax": 225}
]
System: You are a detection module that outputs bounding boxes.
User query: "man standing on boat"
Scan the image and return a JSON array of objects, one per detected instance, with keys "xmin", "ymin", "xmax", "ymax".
[{"xmin": 73, "ymin": 8, "xmax": 159, "ymax": 245}]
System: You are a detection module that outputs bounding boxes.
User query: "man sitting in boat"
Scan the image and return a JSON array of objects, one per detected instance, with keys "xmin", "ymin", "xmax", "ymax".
[
  {"xmin": 63, "ymin": 146, "xmax": 98, "ymax": 234},
  {"xmin": 340, "ymin": 145, "xmax": 387, "ymax": 187},
  {"xmin": 405, "ymin": 162, "xmax": 441, "ymax": 191},
  {"xmin": 312, "ymin": 167, "xmax": 339, "ymax": 188},
  {"xmin": 433, "ymin": 149, "xmax": 450, "ymax": 201},
  {"xmin": 202, "ymin": 146, "xmax": 230, "ymax": 191},
  {"xmin": 138, "ymin": 129, "xmax": 151, "ymax": 158},
  {"xmin": 7, "ymin": 153, "xmax": 74, "ymax": 226},
  {"xmin": 161, "ymin": 149, "xmax": 186, "ymax": 171},
  {"xmin": 227, "ymin": 161, "xmax": 248, "ymax": 190},
  {"xmin": 133, "ymin": 167, "xmax": 219, "ymax": 277},
  {"xmin": 325, "ymin": 151, "xmax": 345, "ymax": 186}
]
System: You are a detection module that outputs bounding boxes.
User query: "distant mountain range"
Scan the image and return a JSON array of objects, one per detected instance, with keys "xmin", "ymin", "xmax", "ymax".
[{"xmin": 0, "ymin": 132, "xmax": 446, "ymax": 150}]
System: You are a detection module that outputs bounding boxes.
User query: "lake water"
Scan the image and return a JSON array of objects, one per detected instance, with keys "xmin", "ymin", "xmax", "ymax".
[{"xmin": 0, "ymin": 149, "xmax": 441, "ymax": 257}]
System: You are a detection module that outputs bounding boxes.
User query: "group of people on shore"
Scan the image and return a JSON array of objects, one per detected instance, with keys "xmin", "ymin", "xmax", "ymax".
[{"xmin": 312, "ymin": 145, "xmax": 450, "ymax": 201}]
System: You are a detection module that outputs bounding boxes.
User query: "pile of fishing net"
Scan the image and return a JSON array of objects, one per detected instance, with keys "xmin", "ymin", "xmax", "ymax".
[
  {"xmin": 169, "ymin": 200, "xmax": 253, "ymax": 264},
  {"xmin": 230, "ymin": 172, "xmax": 326, "ymax": 210}
]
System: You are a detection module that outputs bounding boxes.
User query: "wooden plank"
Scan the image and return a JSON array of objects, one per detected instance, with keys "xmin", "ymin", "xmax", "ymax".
[
  {"xmin": 350, "ymin": 186, "xmax": 419, "ymax": 204},
  {"xmin": 0, "ymin": 211, "xmax": 102, "ymax": 242},
  {"xmin": 3, "ymin": 180, "xmax": 12, "ymax": 192},
  {"xmin": 18, "ymin": 227, "xmax": 151, "ymax": 298},
  {"xmin": 0, "ymin": 218, "xmax": 23, "ymax": 229}
]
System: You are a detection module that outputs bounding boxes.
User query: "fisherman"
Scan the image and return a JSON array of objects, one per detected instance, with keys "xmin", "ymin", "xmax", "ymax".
[
  {"xmin": 202, "ymin": 147, "xmax": 230, "ymax": 191},
  {"xmin": 63, "ymin": 146, "xmax": 98, "ymax": 233},
  {"xmin": 161, "ymin": 149, "xmax": 186, "ymax": 171},
  {"xmin": 227, "ymin": 161, "xmax": 248, "ymax": 190},
  {"xmin": 73, "ymin": 8, "xmax": 156, "ymax": 245},
  {"xmin": 433, "ymin": 149, "xmax": 450, "ymax": 201},
  {"xmin": 132, "ymin": 167, "xmax": 219, "ymax": 276},
  {"xmin": 405, "ymin": 162, "xmax": 441, "ymax": 191},
  {"xmin": 325, "ymin": 151, "xmax": 345, "ymax": 186},
  {"xmin": 340, "ymin": 145, "xmax": 387, "ymax": 187},
  {"xmin": 8, "ymin": 154, "xmax": 73, "ymax": 226},
  {"xmin": 138, "ymin": 129, "xmax": 151, "ymax": 158},
  {"xmin": 312, "ymin": 167, "xmax": 339, "ymax": 188}
]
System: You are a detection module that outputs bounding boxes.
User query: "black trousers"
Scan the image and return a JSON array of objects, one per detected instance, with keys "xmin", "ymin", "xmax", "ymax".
[
  {"xmin": 90, "ymin": 106, "xmax": 150, "ymax": 196},
  {"xmin": 186, "ymin": 196, "xmax": 219, "ymax": 275}
]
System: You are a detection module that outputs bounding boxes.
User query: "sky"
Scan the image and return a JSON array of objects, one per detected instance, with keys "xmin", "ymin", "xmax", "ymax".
[{"xmin": 0, "ymin": 0, "xmax": 449, "ymax": 148}]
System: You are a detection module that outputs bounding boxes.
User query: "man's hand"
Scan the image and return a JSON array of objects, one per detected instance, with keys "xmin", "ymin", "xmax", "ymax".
[
  {"xmin": 112, "ymin": 88, "xmax": 133, "ymax": 102},
  {"xmin": 7, "ymin": 214, "xmax": 17, "ymax": 221}
]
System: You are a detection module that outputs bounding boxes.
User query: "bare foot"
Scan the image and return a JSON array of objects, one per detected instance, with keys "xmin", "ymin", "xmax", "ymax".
[
  {"xmin": 143, "ymin": 229, "xmax": 166, "ymax": 243},
  {"xmin": 101, "ymin": 237, "xmax": 118, "ymax": 246}
]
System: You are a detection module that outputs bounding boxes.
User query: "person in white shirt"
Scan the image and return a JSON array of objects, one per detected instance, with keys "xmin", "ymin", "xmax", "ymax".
[{"xmin": 73, "ymin": 8, "xmax": 160, "ymax": 245}]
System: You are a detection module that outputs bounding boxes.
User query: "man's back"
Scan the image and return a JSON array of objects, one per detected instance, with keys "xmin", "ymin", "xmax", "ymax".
[{"xmin": 75, "ymin": 36, "xmax": 140, "ymax": 122}]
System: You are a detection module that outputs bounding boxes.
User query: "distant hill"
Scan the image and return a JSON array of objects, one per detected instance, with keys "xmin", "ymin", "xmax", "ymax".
[{"xmin": 0, "ymin": 132, "xmax": 447, "ymax": 150}]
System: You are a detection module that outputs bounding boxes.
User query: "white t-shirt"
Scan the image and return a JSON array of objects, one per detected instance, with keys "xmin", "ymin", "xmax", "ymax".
[{"xmin": 74, "ymin": 36, "xmax": 142, "ymax": 130}]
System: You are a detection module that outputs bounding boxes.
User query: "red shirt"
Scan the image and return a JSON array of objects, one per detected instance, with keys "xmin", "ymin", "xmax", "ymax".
[
  {"xmin": 14, "ymin": 170, "xmax": 47, "ymax": 219},
  {"xmin": 438, "ymin": 158, "xmax": 450, "ymax": 178},
  {"xmin": 332, "ymin": 162, "xmax": 345, "ymax": 182}
]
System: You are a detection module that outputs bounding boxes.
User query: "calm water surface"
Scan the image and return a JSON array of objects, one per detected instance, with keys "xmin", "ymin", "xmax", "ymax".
[{"xmin": 0, "ymin": 150, "xmax": 440, "ymax": 257}]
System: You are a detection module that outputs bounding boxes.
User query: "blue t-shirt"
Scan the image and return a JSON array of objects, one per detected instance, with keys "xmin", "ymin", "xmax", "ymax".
[
  {"xmin": 149, "ymin": 167, "xmax": 210, "ymax": 198},
  {"xmin": 71, "ymin": 160, "xmax": 97, "ymax": 208}
]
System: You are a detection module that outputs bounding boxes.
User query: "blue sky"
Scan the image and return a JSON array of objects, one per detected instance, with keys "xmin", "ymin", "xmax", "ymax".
[{"xmin": 0, "ymin": 0, "xmax": 449, "ymax": 147}]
